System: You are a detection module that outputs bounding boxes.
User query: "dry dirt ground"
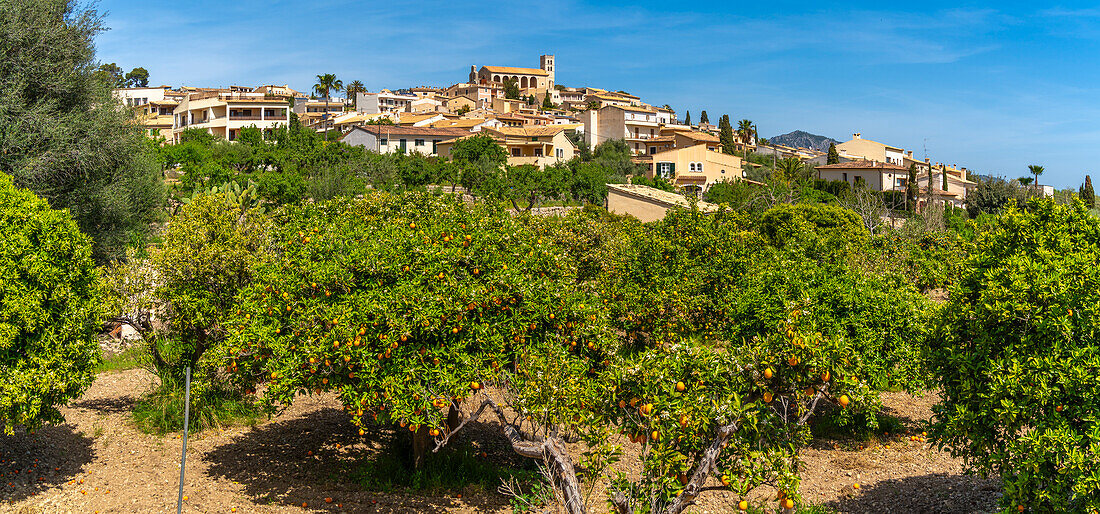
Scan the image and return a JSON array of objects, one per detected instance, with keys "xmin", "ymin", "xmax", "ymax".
[{"xmin": 2, "ymin": 370, "xmax": 999, "ymax": 513}]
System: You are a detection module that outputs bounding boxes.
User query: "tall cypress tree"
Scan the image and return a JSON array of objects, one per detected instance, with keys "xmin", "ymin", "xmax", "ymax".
[
  {"xmin": 700, "ymin": 111, "xmax": 709, "ymax": 124},
  {"xmin": 905, "ymin": 163, "xmax": 919, "ymax": 211},
  {"xmin": 718, "ymin": 115, "xmax": 736, "ymax": 155},
  {"xmin": 1081, "ymin": 175, "xmax": 1096, "ymax": 209},
  {"xmin": 827, "ymin": 143, "xmax": 840, "ymax": 165},
  {"xmin": 684, "ymin": 111, "xmax": 691, "ymax": 126}
]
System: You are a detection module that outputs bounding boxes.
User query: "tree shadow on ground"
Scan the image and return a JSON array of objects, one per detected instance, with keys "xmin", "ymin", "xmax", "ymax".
[
  {"xmin": 807, "ymin": 402, "xmax": 927, "ymax": 450},
  {"xmin": 204, "ymin": 406, "xmax": 531, "ymax": 513},
  {"xmin": 0, "ymin": 424, "xmax": 95, "ymax": 503},
  {"xmin": 824, "ymin": 472, "xmax": 1001, "ymax": 513},
  {"xmin": 69, "ymin": 395, "xmax": 138, "ymax": 415}
]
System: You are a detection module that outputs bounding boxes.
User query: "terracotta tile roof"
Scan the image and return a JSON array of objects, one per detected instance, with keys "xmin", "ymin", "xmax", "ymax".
[
  {"xmin": 839, "ymin": 137, "xmax": 903, "ymax": 151},
  {"xmin": 482, "ymin": 65, "xmax": 549, "ymax": 76},
  {"xmin": 396, "ymin": 113, "xmax": 442, "ymax": 123},
  {"xmin": 607, "ymin": 184, "xmax": 720, "ymax": 213},
  {"xmin": 431, "ymin": 118, "xmax": 489, "ymax": 128},
  {"xmin": 485, "ymin": 126, "xmax": 569, "ymax": 138},
  {"xmin": 346, "ymin": 125, "xmax": 471, "ymax": 138},
  {"xmin": 815, "ymin": 159, "xmax": 909, "ymax": 171},
  {"xmin": 667, "ymin": 130, "xmax": 719, "ymax": 143}
]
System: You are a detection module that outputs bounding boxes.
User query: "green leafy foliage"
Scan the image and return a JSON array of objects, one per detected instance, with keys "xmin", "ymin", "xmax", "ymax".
[
  {"xmin": 151, "ymin": 192, "xmax": 271, "ymax": 380},
  {"xmin": 450, "ymin": 134, "xmax": 508, "ymax": 168},
  {"xmin": 223, "ymin": 193, "xmax": 613, "ymax": 445},
  {"xmin": 104, "ymin": 190, "xmax": 270, "ymax": 433},
  {"xmin": 759, "ymin": 203, "xmax": 867, "ymax": 261},
  {"xmin": 0, "ymin": 0, "xmax": 165, "ymax": 262},
  {"xmin": 966, "ymin": 177, "xmax": 1025, "ymax": 217},
  {"xmin": 0, "ymin": 173, "xmax": 102, "ymax": 433},
  {"xmin": 600, "ymin": 313, "xmax": 875, "ymax": 513},
  {"xmin": 929, "ymin": 199, "xmax": 1100, "ymax": 512}
]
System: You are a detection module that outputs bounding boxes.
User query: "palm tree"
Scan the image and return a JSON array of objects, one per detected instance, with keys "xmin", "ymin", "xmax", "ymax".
[
  {"xmin": 312, "ymin": 74, "xmax": 343, "ymax": 134},
  {"xmin": 736, "ymin": 119, "xmax": 755, "ymax": 149},
  {"xmin": 776, "ymin": 156, "xmax": 808, "ymax": 183},
  {"xmin": 1028, "ymin": 164, "xmax": 1045, "ymax": 187},
  {"xmin": 346, "ymin": 80, "xmax": 365, "ymax": 109},
  {"xmin": 313, "ymin": 73, "xmax": 343, "ymax": 100},
  {"xmin": 1018, "ymin": 176, "xmax": 1034, "ymax": 186}
]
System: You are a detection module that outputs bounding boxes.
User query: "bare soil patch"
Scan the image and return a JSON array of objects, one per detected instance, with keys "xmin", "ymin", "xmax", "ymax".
[{"xmin": 3, "ymin": 370, "xmax": 999, "ymax": 513}]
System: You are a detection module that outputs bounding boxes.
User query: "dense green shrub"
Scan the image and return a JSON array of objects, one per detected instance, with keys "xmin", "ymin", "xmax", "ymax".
[
  {"xmin": 759, "ymin": 203, "xmax": 867, "ymax": 260},
  {"xmin": 596, "ymin": 204, "xmax": 929, "ymax": 398},
  {"xmin": 867, "ymin": 231, "xmax": 968, "ymax": 292},
  {"xmin": 929, "ymin": 199, "xmax": 1100, "ymax": 511},
  {"xmin": 256, "ymin": 169, "xmax": 307, "ymax": 205},
  {"xmin": 0, "ymin": 173, "xmax": 102, "ymax": 432},
  {"xmin": 599, "ymin": 313, "xmax": 876, "ymax": 513}
]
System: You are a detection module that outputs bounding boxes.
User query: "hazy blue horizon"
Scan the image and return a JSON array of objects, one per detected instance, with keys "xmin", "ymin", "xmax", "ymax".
[{"xmin": 96, "ymin": 1, "xmax": 1100, "ymax": 188}]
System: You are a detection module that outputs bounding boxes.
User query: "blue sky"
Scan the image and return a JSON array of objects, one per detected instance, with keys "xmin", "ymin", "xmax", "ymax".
[{"xmin": 96, "ymin": 1, "xmax": 1100, "ymax": 188}]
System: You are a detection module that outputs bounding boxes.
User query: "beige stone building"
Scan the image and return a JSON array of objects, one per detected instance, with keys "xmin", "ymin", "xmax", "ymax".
[
  {"xmin": 583, "ymin": 105, "xmax": 662, "ymax": 154},
  {"xmin": 252, "ymin": 84, "xmax": 303, "ymax": 100},
  {"xmin": 436, "ymin": 125, "xmax": 576, "ymax": 168},
  {"xmin": 132, "ymin": 99, "xmax": 177, "ymax": 139},
  {"xmin": 445, "ymin": 83, "xmax": 504, "ymax": 107},
  {"xmin": 835, "ymin": 133, "xmax": 907, "ymax": 166},
  {"xmin": 815, "ymin": 159, "xmax": 976, "ymax": 209},
  {"xmin": 606, "ymin": 183, "xmax": 718, "ymax": 222},
  {"xmin": 172, "ymin": 90, "xmax": 289, "ymax": 142},
  {"xmin": 443, "ymin": 95, "xmax": 478, "ymax": 113},
  {"xmin": 470, "ymin": 55, "xmax": 556, "ymax": 94},
  {"xmin": 639, "ymin": 143, "xmax": 745, "ymax": 193},
  {"xmin": 815, "ymin": 160, "xmax": 912, "ymax": 191}
]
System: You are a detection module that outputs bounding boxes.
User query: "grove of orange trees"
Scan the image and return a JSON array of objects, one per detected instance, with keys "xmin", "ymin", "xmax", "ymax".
[
  {"xmin": 7, "ymin": 149, "xmax": 1100, "ymax": 512},
  {"xmin": 203, "ymin": 192, "xmax": 897, "ymax": 513}
]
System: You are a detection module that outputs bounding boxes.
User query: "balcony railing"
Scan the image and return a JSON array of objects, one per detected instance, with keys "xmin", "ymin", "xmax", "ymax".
[
  {"xmin": 190, "ymin": 115, "xmax": 224, "ymax": 125},
  {"xmin": 229, "ymin": 115, "xmax": 288, "ymax": 121}
]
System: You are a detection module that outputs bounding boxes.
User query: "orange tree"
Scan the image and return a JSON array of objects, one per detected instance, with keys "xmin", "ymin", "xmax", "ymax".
[
  {"xmin": 596, "ymin": 309, "xmax": 875, "ymax": 514},
  {"xmin": 0, "ymin": 173, "xmax": 102, "ymax": 433},
  {"xmin": 928, "ymin": 199, "xmax": 1100, "ymax": 512},
  {"xmin": 595, "ymin": 207, "xmax": 762, "ymax": 346},
  {"xmin": 221, "ymin": 192, "xmax": 614, "ymax": 490},
  {"xmin": 596, "ymin": 204, "xmax": 930, "ymax": 398}
]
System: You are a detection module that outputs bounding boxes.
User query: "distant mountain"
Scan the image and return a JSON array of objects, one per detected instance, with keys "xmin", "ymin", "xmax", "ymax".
[{"xmin": 767, "ymin": 131, "xmax": 840, "ymax": 152}]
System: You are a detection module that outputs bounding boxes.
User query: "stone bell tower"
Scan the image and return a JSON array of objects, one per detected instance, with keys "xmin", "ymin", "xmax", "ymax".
[{"xmin": 540, "ymin": 55, "xmax": 555, "ymax": 89}]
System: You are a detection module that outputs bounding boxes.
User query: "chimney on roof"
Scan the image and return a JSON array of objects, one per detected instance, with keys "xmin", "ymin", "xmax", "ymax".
[
  {"xmin": 907, "ymin": 150, "xmax": 913, "ymax": 157},
  {"xmin": 925, "ymin": 158, "xmax": 930, "ymax": 163},
  {"xmin": 853, "ymin": 133, "xmax": 861, "ymax": 139}
]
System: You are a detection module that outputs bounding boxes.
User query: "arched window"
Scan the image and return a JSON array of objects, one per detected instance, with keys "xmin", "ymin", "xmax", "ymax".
[{"xmin": 494, "ymin": 75, "xmax": 501, "ymax": 82}]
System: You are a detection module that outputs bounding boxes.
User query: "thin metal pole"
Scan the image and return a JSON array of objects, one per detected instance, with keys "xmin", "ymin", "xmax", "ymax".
[{"xmin": 177, "ymin": 366, "xmax": 191, "ymax": 514}]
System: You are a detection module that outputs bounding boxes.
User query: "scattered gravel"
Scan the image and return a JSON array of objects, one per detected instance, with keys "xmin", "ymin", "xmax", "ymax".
[{"xmin": 2, "ymin": 370, "xmax": 1000, "ymax": 513}]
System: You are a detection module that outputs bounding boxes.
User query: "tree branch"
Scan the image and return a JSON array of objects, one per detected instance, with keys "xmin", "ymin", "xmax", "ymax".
[
  {"xmin": 433, "ymin": 397, "xmax": 587, "ymax": 514},
  {"xmin": 661, "ymin": 419, "xmax": 742, "ymax": 514}
]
